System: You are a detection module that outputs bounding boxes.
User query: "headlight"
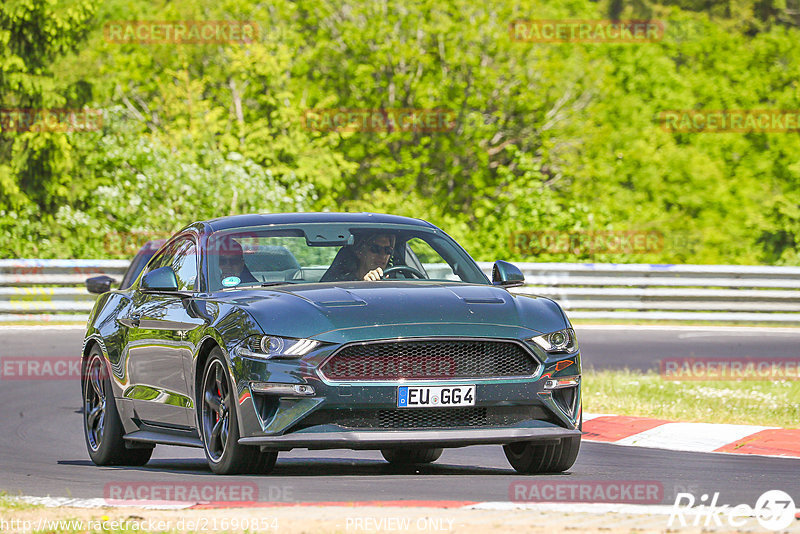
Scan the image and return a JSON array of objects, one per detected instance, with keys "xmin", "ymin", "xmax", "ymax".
[
  {"xmin": 530, "ymin": 328, "xmax": 578, "ymax": 354},
  {"xmin": 236, "ymin": 335, "xmax": 320, "ymax": 360}
]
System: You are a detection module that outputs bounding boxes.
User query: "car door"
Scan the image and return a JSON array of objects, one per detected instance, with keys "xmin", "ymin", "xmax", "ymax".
[{"xmin": 125, "ymin": 237, "xmax": 204, "ymax": 429}]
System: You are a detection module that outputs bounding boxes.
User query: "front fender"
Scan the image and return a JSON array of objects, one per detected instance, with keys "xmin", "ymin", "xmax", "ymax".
[{"xmin": 190, "ymin": 304, "xmax": 264, "ymax": 437}]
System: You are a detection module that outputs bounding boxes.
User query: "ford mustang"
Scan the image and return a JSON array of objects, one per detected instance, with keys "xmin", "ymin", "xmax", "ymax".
[{"xmin": 81, "ymin": 213, "xmax": 582, "ymax": 474}]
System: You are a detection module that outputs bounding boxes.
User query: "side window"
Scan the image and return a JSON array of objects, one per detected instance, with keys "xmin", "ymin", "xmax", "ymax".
[
  {"xmin": 171, "ymin": 240, "xmax": 198, "ymax": 291},
  {"xmin": 141, "ymin": 238, "xmax": 197, "ymax": 291},
  {"xmin": 405, "ymin": 237, "xmax": 457, "ymax": 280},
  {"xmin": 143, "ymin": 242, "xmax": 179, "ymax": 276}
]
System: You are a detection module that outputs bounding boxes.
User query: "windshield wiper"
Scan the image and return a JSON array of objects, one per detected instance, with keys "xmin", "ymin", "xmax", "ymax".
[{"xmin": 260, "ymin": 281, "xmax": 293, "ymax": 287}]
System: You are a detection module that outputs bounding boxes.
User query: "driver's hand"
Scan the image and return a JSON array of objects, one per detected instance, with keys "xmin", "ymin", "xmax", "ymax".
[{"xmin": 363, "ymin": 267, "xmax": 384, "ymax": 281}]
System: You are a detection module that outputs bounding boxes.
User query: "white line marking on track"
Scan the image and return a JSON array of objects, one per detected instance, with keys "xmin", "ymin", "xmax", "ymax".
[
  {"xmin": 613, "ymin": 422, "xmax": 776, "ymax": 452},
  {"xmin": 16, "ymin": 496, "xmax": 194, "ymax": 509},
  {"xmin": 466, "ymin": 502, "xmax": 681, "ymax": 514}
]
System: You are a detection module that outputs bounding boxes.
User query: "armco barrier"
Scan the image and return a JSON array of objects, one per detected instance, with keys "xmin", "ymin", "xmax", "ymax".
[
  {"xmin": 1, "ymin": 260, "xmax": 799, "ymax": 323},
  {"xmin": 476, "ymin": 262, "xmax": 800, "ymax": 323},
  {"xmin": 0, "ymin": 260, "xmax": 128, "ymax": 322}
]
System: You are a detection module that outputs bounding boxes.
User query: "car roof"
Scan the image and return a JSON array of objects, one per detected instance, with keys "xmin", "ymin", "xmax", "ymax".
[{"xmin": 201, "ymin": 212, "xmax": 436, "ymax": 233}]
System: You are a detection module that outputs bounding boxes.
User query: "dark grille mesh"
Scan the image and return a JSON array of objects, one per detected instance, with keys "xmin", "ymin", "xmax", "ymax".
[
  {"xmin": 320, "ymin": 340, "xmax": 537, "ymax": 380},
  {"xmin": 292, "ymin": 406, "xmax": 549, "ymax": 431},
  {"xmin": 378, "ymin": 407, "xmax": 488, "ymax": 428}
]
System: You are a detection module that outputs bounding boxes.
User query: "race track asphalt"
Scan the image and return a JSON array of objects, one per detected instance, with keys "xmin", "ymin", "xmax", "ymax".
[{"xmin": 0, "ymin": 326, "xmax": 798, "ymax": 507}]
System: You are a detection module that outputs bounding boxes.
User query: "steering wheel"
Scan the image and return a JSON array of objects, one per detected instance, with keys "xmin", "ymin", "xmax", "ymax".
[{"xmin": 382, "ymin": 265, "xmax": 426, "ymax": 279}]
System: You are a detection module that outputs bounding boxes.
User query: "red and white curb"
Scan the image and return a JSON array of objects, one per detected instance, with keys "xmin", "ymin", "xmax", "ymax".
[
  {"xmin": 583, "ymin": 413, "xmax": 800, "ymax": 458},
  {"xmin": 15, "ymin": 497, "xmax": 481, "ymax": 510}
]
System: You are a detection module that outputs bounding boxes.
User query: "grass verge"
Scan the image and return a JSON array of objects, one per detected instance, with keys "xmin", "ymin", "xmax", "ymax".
[{"xmin": 582, "ymin": 369, "xmax": 800, "ymax": 427}]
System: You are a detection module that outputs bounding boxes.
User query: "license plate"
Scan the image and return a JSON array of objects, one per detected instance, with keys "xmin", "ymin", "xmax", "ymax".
[{"xmin": 397, "ymin": 385, "xmax": 476, "ymax": 408}]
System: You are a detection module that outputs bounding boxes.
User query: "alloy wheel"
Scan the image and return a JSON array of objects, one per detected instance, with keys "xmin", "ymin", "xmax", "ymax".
[
  {"xmin": 83, "ymin": 354, "xmax": 106, "ymax": 451},
  {"xmin": 202, "ymin": 359, "xmax": 231, "ymax": 462}
]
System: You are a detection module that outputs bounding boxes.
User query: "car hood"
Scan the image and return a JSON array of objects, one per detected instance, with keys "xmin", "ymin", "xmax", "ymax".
[{"xmin": 214, "ymin": 282, "xmax": 568, "ymax": 342}]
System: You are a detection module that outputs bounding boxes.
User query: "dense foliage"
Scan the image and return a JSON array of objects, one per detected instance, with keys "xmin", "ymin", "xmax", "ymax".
[{"xmin": 0, "ymin": 0, "xmax": 798, "ymax": 264}]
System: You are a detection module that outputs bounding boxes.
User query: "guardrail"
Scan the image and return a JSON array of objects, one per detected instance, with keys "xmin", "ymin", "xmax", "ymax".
[
  {"xmin": 476, "ymin": 262, "xmax": 800, "ymax": 323},
  {"xmin": 1, "ymin": 259, "xmax": 799, "ymax": 324},
  {"xmin": 0, "ymin": 260, "xmax": 129, "ymax": 323}
]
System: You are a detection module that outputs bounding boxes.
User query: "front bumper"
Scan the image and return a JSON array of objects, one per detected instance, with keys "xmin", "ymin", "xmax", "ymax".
[
  {"xmin": 229, "ymin": 333, "xmax": 582, "ymax": 449},
  {"xmin": 239, "ymin": 420, "xmax": 582, "ymax": 450}
]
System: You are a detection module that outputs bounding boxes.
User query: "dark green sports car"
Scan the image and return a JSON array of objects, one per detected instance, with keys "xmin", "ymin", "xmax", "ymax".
[{"xmin": 81, "ymin": 213, "xmax": 582, "ymax": 474}]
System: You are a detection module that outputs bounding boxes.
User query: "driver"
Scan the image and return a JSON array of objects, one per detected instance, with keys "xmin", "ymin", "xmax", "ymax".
[
  {"xmin": 354, "ymin": 233, "xmax": 396, "ymax": 281},
  {"xmin": 320, "ymin": 233, "xmax": 396, "ymax": 282},
  {"xmin": 218, "ymin": 240, "xmax": 259, "ymax": 284}
]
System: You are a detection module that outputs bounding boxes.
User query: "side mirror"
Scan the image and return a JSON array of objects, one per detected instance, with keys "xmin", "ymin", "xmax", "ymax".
[
  {"xmin": 492, "ymin": 260, "xmax": 525, "ymax": 288},
  {"xmin": 140, "ymin": 266, "xmax": 179, "ymax": 292},
  {"xmin": 86, "ymin": 275, "xmax": 116, "ymax": 295}
]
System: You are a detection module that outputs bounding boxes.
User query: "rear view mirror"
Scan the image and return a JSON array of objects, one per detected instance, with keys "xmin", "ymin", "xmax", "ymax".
[
  {"xmin": 86, "ymin": 275, "xmax": 116, "ymax": 295},
  {"xmin": 305, "ymin": 226, "xmax": 353, "ymax": 246},
  {"xmin": 140, "ymin": 266, "xmax": 179, "ymax": 291},
  {"xmin": 492, "ymin": 261, "xmax": 525, "ymax": 288}
]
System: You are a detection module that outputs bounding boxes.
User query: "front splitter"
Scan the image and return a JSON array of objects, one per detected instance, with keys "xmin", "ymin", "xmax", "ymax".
[{"xmin": 239, "ymin": 422, "xmax": 582, "ymax": 450}]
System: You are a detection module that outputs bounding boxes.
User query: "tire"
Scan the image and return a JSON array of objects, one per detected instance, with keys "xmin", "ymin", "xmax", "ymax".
[
  {"xmin": 82, "ymin": 344, "xmax": 153, "ymax": 466},
  {"xmin": 199, "ymin": 347, "xmax": 277, "ymax": 475},
  {"xmin": 381, "ymin": 448, "xmax": 443, "ymax": 465},
  {"xmin": 504, "ymin": 408, "xmax": 582, "ymax": 474},
  {"xmin": 503, "ymin": 435, "xmax": 581, "ymax": 474}
]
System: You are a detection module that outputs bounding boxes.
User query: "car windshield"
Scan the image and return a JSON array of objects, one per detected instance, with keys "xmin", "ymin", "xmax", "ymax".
[{"xmin": 206, "ymin": 224, "xmax": 488, "ymax": 291}]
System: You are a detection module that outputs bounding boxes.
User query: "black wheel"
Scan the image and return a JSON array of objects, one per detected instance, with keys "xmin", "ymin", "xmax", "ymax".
[
  {"xmin": 381, "ymin": 448, "xmax": 443, "ymax": 464},
  {"xmin": 82, "ymin": 344, "xmax": 153, "ymax": 466},
  {"xmin": 503, "ymin": 436, "xmax": 580, "ymax": 474},
  {"xmin": 382, "ymin": 266, "xmax": 426, "ymax": 279},
  {"xmin": 200, "ymin": 348, "xmax": 277, "ymax": 475}
]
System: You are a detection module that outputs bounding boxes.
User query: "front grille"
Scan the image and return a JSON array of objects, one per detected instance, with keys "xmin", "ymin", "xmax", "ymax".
[
  {"xmin": 290, "ymin": 405, "xmax": 551, "ymax": 431},
  {"xmin": 319, "ymin": 339, "xmax": 538, "ymax": 381}
]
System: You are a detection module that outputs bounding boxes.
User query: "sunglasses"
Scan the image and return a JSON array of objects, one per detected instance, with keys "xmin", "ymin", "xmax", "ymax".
[{"xmin": 367, "ymin": 244, "xmax": 393, "ymax": 255}]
